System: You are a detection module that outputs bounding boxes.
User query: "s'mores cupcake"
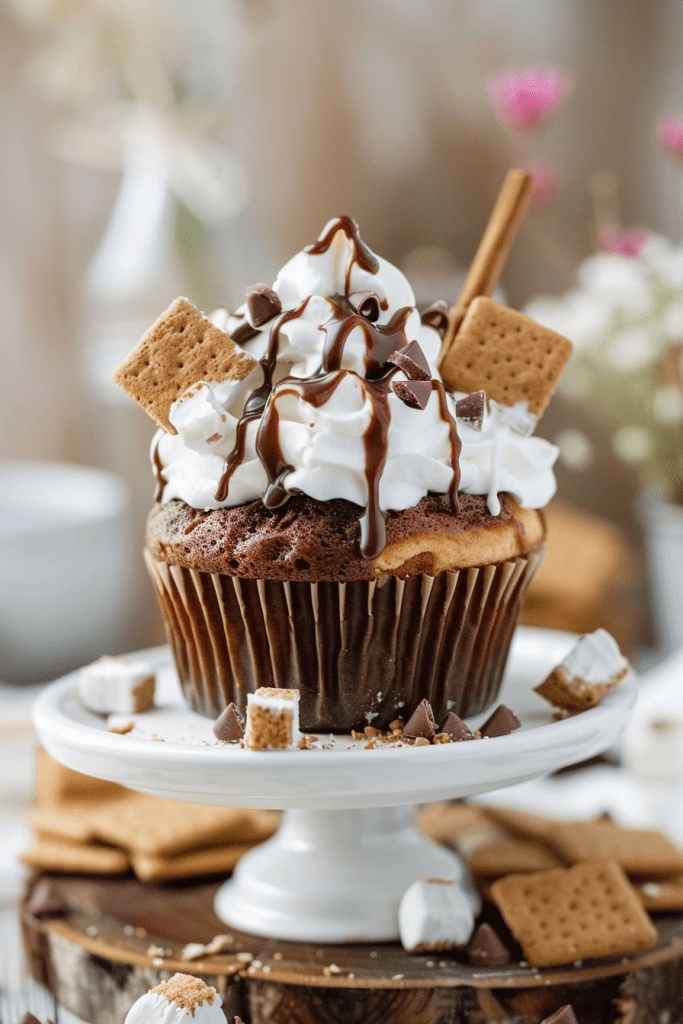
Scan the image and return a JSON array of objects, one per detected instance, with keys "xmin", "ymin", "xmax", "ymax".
[{"xmin": 116, "ymin": 178, "xmax": 571, "ymax": 734}]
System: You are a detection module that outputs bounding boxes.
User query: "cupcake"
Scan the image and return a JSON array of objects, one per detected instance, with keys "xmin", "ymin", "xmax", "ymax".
[{"xmin": 116, "ymin": 214, "xmax": 571, "ymax": 733}]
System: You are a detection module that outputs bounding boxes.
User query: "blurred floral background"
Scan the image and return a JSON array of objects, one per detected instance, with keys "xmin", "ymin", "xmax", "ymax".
[{"xmin": 3, "ymin": 0, "xmax": 683, "ymax": 675}]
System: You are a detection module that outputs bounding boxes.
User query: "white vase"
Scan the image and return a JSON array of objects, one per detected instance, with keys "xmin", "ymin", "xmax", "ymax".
[{"xmin": 640, "ymin": 490, "xmax": 683, "ymax": 656}]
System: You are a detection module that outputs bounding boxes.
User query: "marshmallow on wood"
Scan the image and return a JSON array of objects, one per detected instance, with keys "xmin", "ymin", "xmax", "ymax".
[
  {"xmin": 244, "ymin": 688, "xmax": 300, "ymax": 751},
  {"xmin": 398, "ymin": 878, "xmax": 474, "ymax": 953},
  {"xmin": 78, "ymin": 656, "xmax": 155, "ymax": 715}
]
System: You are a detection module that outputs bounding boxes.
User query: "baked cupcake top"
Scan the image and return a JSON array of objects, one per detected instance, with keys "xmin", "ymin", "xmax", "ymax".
[{"xmin": 116, "ymin": 216, "xmax": 570, "ymax": 558}]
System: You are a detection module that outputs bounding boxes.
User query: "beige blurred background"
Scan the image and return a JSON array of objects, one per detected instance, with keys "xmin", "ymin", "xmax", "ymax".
[{"xmin": 3, "ymin": 0, "xmax": 683, "ymax": 661}]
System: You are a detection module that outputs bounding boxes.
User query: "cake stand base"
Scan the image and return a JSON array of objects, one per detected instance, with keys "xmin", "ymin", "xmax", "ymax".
[{"xmin": 215, "ymin": 806, "xmax": 478, "ymax": 942}]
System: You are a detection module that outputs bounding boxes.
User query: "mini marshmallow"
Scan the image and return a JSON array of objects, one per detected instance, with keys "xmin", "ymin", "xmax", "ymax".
[
  {"xmin": 398, "ymin": 878, "xmax": 474, "ymax": 953},
  {"xmin": 78, "ymin": 656, "xmax": 155, "ymax": 715},
  {"xmin": 244, "ymin": 688, "xmax": 300, "ymax": 751},
  {"xmin": 124, "ymin": 974, "xmax": 224, "ymax": 1024}
]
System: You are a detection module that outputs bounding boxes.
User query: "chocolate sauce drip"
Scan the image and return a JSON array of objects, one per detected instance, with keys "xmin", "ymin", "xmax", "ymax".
[
  {"xmin": 420, "ymin": 301, "xmax": 450, "ymax": 337},
  {"xmin": 321, "ymin": 301, "xmax": 413, "ymax": 379},
  {"xmin": 228, "ymin": 313, "xmax": 260, "ymax": 345},
  {"xmin": 306, "ymin": 216, "xmax": 380, "ymax": 295},
  {"xmin": 152, "ymin": 437, "xmax": 167, "ymax": 503},
  {"xmin": 434, "ymin": 381, "xmax": 462, "ymax": 513}
]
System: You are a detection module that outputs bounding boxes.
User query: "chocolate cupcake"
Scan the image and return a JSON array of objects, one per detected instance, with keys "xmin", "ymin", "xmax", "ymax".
[{"xmin": 117, "ymin": 215, "xmax": 568, "ymax": 733}]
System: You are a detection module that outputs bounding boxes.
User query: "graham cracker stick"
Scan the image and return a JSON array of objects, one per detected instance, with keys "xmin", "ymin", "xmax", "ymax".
[{"xmin": 440, "ymin": 169, "xmax": 532, "ymax": 359}]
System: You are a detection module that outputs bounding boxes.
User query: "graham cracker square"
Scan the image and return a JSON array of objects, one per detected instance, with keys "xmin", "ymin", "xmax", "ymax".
[
  {"xmin": 114, "ymin": 297, "xmax": 257, "ymax": 433},
  {"xmin": 440, "ymin": 296, "xmax": 573, "ymax": 418},
  {"xmin": 491, "ymin": 860, "xmax": 657, "ymax": 968},
  {"xmin": 548, "ymin": 820, "xmax": 683, "ymax": 877}
]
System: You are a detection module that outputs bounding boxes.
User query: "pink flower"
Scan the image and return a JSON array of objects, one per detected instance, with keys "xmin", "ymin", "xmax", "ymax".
[
  {"xmin": 487, "ymin": 68, "xmax": 571, "ymax": 130},
  {"xmin": 656, "ymin": 117, "xmax": 683, "ymax": 160},
  {"xmin": 524, "ymin": 161, "xmax": 561, "ymax": 204},
  {"xmin": 598, "ymin": 225, "xmax": 648, "ymax": 260}
]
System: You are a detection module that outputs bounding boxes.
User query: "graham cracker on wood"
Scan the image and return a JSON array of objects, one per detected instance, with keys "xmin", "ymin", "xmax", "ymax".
[
  {"xmin": 480, "ymin": 806, "xmax": 559, "ymax": 844},
  {"xmin": 636, "ymin": 877, "xmax": 683, "ymax": 912},
  {"xmin": 35, "ymin": 748, "xmax": 126, "ymax": 806},
  {"xmin": 548, "ymin": 820, "xmax": 683, "ymax": 877},
  {"xmin": 21, "ymin": 837, "xmax": 130, "ymax": 875},
  {"xmin": 440, "ymin": 297, "xmax": 572, "ymax": 418},
  {"xmin": 491, "ymin": 860, "xmax": 657, "ymax": 968},
  {"xmin": 535, "ymin": 666, "xmax": 628, "ymax": 713},
  {"xmin": 469, "ymin": 839, "xmax": 563, "ymax": 878},
  {"xmin": 113, "ymin": 297, "xmax": 257, "ymax": 433},
  {"xmin": 86, "ymin": 793, "xmax": 277, "ymax": 857},
  {"xmin": 130, "ymin": 842, "xmax": 256, "ymax": 882}
]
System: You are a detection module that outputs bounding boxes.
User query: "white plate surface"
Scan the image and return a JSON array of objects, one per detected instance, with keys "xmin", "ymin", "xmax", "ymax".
[{"xmin": 33, "ymin": 627, "xmax": 637, "ymax": 810}]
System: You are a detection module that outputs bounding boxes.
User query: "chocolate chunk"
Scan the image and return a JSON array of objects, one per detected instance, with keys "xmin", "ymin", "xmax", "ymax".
[
  {"xmin": 440, "ymin": 711, "xmax": 473, "ymax": 742},
  {"xmin": 25, "ymin": 878, "xmax": 68, "ymax": 919},
  {"xmin": 392, "ymin": 379, "xmax": 433, "ymax": 410},
  {"xmin": 213, "ymin": 702, "xmax": 245, "ymax": 742},
  {"xmin": 388, "ymin": 340, "xmax": 431, "ymax": 381},
  {"xmin": 246, "ymin": 283, "xmax": 282, "ymax": 328},
  {"xmin": 403, "ymin": 699, "xmax": 437, "ymax": 740},
  {"xmin": 541, "ymin": 1007, "xmax": 579, "ymax": 1024},
  {"xmin": 467, "ymin": 922, "xmax": 512, "ymax": 967},
  {"xmin": 420, "ymin": 301, "xmax": 450, "ymax": 337},
  {"xmin": 358, "ymin": 294, "xmax": 381, "ymax": 322},
  {"xmin": 479, "ymin": 704, "xmax": 521, "ymax": 738},
  {"xmin": 17, "ymin": 1015, "xmax": 43, "ymax": 1024},
  {"xmin": 455, "ymin": 390, "xmax": 486, "ymax": 431}
]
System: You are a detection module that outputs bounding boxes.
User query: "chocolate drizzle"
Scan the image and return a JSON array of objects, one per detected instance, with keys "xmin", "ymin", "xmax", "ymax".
[
  {"xmin": 202, "ymin": 216, "xmax": 463, "ymax": 557},
  {"xmin": 305, "ymin": 215, "xmax": 380, "ymax": 294}
]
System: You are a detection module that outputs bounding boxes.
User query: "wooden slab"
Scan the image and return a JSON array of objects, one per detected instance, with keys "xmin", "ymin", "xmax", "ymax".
[{"xmin": 21, "ymin": 874, "xmax": 683, "ymax": 1024}]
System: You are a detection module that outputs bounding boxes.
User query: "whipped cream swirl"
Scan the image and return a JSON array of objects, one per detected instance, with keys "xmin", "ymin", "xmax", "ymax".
[{"xmin": 154, "ymin": 217, "xmax": 559, "ymax": 556}]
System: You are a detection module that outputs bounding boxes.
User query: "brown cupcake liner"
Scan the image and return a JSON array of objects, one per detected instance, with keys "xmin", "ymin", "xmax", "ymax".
[{"xmin": 144, "ymin": 546, "xmax": 546, "ymax": 733}]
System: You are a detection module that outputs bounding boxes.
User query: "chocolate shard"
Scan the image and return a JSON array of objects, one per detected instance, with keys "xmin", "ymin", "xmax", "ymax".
[
  {"xmin": 440, "ymin": 711, "xmax": 473, "ymax": 742},
  {"xmin": 246, "ymin": 283, "xmax": 282, "ymax": 328},
  {"xmin": 479, "ymin": 704, "xmax": 521, "ymax": 738},
  {"xmin": 455, "ymin": 390, "xmax": 486, "ymax": 431},
  {"xmin": 403, "ymin": 699, "xmax": 437, "ymax": 740},
  {"xmin": 392, "ymin": 379, "xmax": 433, "ymax": 410},
  {"xmin": 25, "ymin": 878, "xmax": 68, "ymax": 919},
  {"xmin": 213, "ymin": 702, "xmax": 245, "ymax": 742},
  {"xmin": 467, "ymin": 922, "xmax": 512, "ymax": 967},
  {"xmin": 541, "ymin": 1007, "xmax": 579, "ymax": 1024},
  {"xmin": 420, "ymin": 301, "xmax": 450, "ymax": 337},
  {"xmin": 388, "ymin": 340, "xmax": 431, "ymax": 381},
  {"xmin": 17, "ymin": 1015, "xmax": 43, "ymax": 1024}
]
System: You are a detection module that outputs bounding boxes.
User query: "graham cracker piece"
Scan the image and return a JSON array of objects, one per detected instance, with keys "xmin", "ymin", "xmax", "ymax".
[
  {"xmin": 113, "ymin": 297, "xmax": 257, "ymax": 433},
  {"xmin": 548, "ymin": 820, "xmax": 683, "ymax": 877},
  {"xmin": 87, "ymin": 793, "xmax": 277, "ymax": 856},
  {"xmin": 535, "ymin": 665, "xmax": 627, "ymax": 713},
  {"xmin": 151, "ymin": 974, "xmax": 217, "ymax": 1011},
  {"xmin": 130, "ymin": 842, "xmax": 255, "ymax": 882},
  {"xmin": 418, "ymin": 802, "xmax": 492, "ymax": 847},
  {"xmin": 636, "ymin": 877, "xmax": 683, "ymax": 912},
  {"xmin": 21, "ymin": 837, "xmax": 129, "ymax": 875},
  {"xmin": 480, "ymin": 806, "xmax": 558, "ymax": 844},
  {"xmin": 31, "ymin": 798, "xmax": 120, "ymax": 846},
  {"xmin": 469, "ymin": 839, "xmax": 563, "ymax": 878},
  {"xmin": 35, "ymin": 748, "xmax": 125, "ymax": 806},
  {"xmin": 491, "ymin": 860, "xmax": 657, "ymax": 968},
  {"xmin": 440, "ymin": 297, "xmax": 572, "ymax": 418}
]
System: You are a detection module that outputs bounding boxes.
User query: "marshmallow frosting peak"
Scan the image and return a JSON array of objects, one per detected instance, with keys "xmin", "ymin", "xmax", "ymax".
[
  {"xmin": 154, "ymin": 217, "xmax": 559, "ymax": 555},
  {"xmin": 124, "ymin": 974, "xmax": 223, "ymax": 1024}
]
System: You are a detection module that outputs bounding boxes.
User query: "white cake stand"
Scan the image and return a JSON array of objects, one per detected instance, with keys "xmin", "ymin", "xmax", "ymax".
[{"xmin": 33, "ymin": 627, "xmax": 636, "ymax": 944}]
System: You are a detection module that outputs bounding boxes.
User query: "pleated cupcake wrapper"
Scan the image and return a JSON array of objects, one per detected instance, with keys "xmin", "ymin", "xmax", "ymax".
[{"xmin": 144, "ymin": 546, "xmax": 546, "ymax": 733}]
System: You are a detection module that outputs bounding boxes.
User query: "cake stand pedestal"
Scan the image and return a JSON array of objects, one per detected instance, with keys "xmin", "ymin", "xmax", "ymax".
[{"xmin": 33, "ymin": 627, "xmax": 637, "ymax": 944}]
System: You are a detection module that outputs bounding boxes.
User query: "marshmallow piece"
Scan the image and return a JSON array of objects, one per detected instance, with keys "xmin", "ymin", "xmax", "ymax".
[
  {"xmin": 398, "ymin": 878, "xmax": 474, "ymax": 953},
  {"xmin": 535, "ymin": 629, "xmax": 629, "ymax": 713},
  {"xmin": 244, "ymin": 688, "xmax": 300, "ymax": 751},
  {"xmin": 125, "ymin": 974, "xmax": 224, "ymax": 1024},
  {"xmin": 78, "ymin": 656, "xmax": 155, "ymax": 715}
]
